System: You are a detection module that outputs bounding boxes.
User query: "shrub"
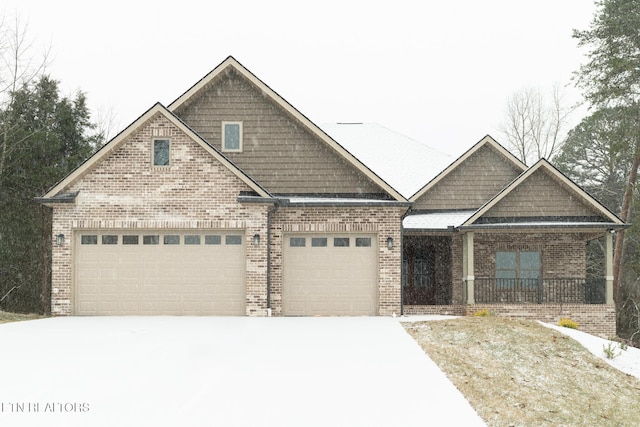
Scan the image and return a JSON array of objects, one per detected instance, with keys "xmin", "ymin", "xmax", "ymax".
[
  {"xmin": 603, "ymin": 342, "xmax": 621, "ymax": 359},
  {"xmin": 473, "ymin": 308, "xmax": 491, "ymax": 317},
  {"xmin": 558, "ymin": 318, "xmax": 579, "ymax": 330}
]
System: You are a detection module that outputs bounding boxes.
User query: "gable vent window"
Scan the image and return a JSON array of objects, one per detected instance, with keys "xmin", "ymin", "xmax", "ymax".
[
  {"xmin": 153, "ymin": 139, "xmax": 170, "ymax": 166},
  {"xmin": 222, "ymin": 122, "xmax": 242, "ymax": 152}
]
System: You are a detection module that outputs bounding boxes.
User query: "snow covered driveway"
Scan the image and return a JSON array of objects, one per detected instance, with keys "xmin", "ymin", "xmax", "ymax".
[{"xmin": 0, "ymin": 316, "xmax": 484, "ymax": 426}]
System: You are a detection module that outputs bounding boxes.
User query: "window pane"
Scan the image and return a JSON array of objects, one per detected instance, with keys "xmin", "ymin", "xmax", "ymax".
[
  {"xmin": 81, "ymin": 235, "xmax": 98, "ymax": 245},
  {"xmin": 355, "ymin": 237, "xmax": 371, "ymax": 247},
  {"xmin": 334, "ymin": 237, "xmax": 350, "ymax": 247},
  {"xmin": 205, "ymin": 235, "xmax": 221, "ymax": 245},
  {"xmin": 184, "ymin": 235, "xmax": 201, "ymax": 245},
  {"xmin": 520, "ymin": 251, "xmax": 541, "ymax": 271},
  {"xmin": 164, "ymin": 235, "xmax": 180, "ymax": 245},
  {"xmin": 225, "ymin": 235, "xmax": 242, "ymax": 245},
  {"xmin": 290, "ymin": 237, "xmax": 306, "ymax": 247},
  {"xmin": 143, "ymin": 235, "xmax": 159, "ymax": 245},
  {"xmin": 123, "ymin": 235, "xmax": 139, "ymax": 245},
  {"xmin": 496, "ymin": 252, "xmax": 516, "ymax": 269},
  {"xmin": 224, "ymin": 123, "xmax": 241, "ymax": 150},
  {"xmin": 311, "ymin": 237, "xmax": 327, "ymax": 247},
  {"xmin": 102, "ymin": 235, "xmax": 118, "ymax": 245},
  {"xmin": 153, "ymin": 139, "xmax": 170, "ymax": 166}
]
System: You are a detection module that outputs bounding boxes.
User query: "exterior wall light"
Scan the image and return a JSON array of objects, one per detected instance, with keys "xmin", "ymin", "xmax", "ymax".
[
  {"xmin": 386, "ymin": 236, "xmax": 393, "ymax": 250},
  {"xmin": 55, "ymin": 234, "xmax": 65, "ymax": 246},
  {"xmin": 253, "ymin": 234, "xmax": 260, "ymax": 246}
]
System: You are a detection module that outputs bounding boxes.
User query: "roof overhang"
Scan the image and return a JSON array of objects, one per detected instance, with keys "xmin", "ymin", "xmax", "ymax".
[
  {"xmin": 35, "ymin": 191, "xmax": 79, "ymax": 206},
  {"xmin": 275, "ymin": 196, "xmax": 412, "ymax": 208}
]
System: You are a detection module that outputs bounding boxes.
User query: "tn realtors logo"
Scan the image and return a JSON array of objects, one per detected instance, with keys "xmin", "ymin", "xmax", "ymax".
[{"xmin": 0, "ymin": 402, "xmax": 90, "ymax": 413}]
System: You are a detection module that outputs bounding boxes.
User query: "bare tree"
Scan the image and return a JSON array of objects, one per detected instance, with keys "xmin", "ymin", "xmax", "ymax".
[
  {"xmin": 0, "ymin": 13, "xmax": 50, "ymax": 182},
  {"xmin": 500, "ymin": 84, "xmax": 572, "ymax": 165}
]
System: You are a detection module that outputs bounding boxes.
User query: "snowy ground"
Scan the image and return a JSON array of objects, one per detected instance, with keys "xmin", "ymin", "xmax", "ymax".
[
  {"xmin": 0, "ymin": 316, "xmax": 485, "ymax": 427},
  {"xmin": 541, "ymin": 322, "xmax": 640, "ymax": 380}
]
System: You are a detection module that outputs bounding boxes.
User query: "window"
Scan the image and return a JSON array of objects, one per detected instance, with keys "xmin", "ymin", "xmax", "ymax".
[
  {"xmin": 496, "ymin": 251, "xmax": 541, "ymax": 288},
  {"xmin": 225, "ymin": 235, "xmax": 242, "ymax": 245},
  {"xmin": 153, "ymin": 139, "xmax": 170, "ymax": 166},
  {"xmin": 355, "ymin": 237, "xmax": 372, "ymax": 247},
  {"xmin": 143, "ymin": 235, "xmax": 160, "ymax": 245},
  {"xmin": 334, "ymin": 237, "xmax": 350, "ymax": 247},
  {"xmin": 290, "ymin": 237, "xmax": 306, "ymax": 247},
  {"xmin": 81, "ymin": 235, "xmax": 98, "ymax": 245},
  {"xmin": 205, "ymin": 235, "xmax": 221, "ymax": 245},
  {"xmin": 164, "ymin": 235, "xmax": 180, "ymax": 245},
  {"xmin": 102, "ymin": 235, "xmax": 118, "ymax": 245},
  {"xmin": 184, "ymin": 235, "xmax": 201, "ymax": 245},
  {"xmin": 311, "ymin": 237, "xmax": 327, "ymax": 247},
  {"xmin": 123, "ymin": 235, "xmax": 139, "ymax": 245},
  {"xmin": 222, "ymin": 122, "xmax": 242, "ymax": 152}
]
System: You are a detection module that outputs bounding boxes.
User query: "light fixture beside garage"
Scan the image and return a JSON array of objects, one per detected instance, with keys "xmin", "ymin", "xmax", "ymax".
[
  {"xmin": 386, "ymin": 237, "xmax": 393, "ymax": 250},
  {"xmin": 55, "ymin": 234, "xmax": 65, "ymax": 246},
  {"xmin": 253, "ymin": 234, "xmax": 260, "ymax": 246}
]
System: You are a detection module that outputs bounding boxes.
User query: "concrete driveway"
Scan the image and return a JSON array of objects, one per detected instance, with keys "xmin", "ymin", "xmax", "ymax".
[{"xmin": 0, "ymin": 316, "xmax": 484, "ymax": 426}]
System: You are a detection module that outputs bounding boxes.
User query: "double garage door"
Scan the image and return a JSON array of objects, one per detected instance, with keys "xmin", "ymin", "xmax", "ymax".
[
  {"xmin": 74, "ymin": 230, "xmax": 246, "ymax": 315},
  {"xmin": 283, "ymin": 233, "xmax": 378, "ymax": 316}
]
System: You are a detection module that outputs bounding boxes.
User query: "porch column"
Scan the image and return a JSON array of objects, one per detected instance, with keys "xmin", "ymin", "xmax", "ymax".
[
  {"xmin": 463, "ymin": 232, "xmax": 475, "ymax": 304},
  {"xmin": 605, "ymin": 231, "xmax": 614, "ymax": 305}
]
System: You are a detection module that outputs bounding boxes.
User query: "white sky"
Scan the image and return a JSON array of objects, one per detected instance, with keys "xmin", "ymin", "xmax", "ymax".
[{"xmin": 4, "ymin": 0, "xmax": 596, "ymax": 157}]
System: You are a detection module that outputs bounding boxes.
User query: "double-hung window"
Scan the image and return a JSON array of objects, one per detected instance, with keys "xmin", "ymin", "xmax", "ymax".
[
  {"xmin": 496, "ymin": 251, "xmax": 541, "ymax": 288},
  {"xmin": 222, "ymin": 122, "xmax": 242, "ymax": 152}
]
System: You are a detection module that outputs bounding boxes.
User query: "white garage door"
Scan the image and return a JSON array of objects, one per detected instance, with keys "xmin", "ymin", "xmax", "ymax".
[
  {"xmin": 75, "ymin": 230, "xmax": 246, "ymax": 315},
  {"xmin": 283, "ymin": 234, "xmax": 378, "ymax": 316}
]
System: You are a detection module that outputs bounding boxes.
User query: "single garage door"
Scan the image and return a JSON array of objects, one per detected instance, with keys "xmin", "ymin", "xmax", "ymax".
[
  {"xmin": 75, "ymin": 230, "xmax": 246, "ymax": 315},
  {"xmin": 283, "ymin": 233, "xmax": 378, "ymax": 316}
]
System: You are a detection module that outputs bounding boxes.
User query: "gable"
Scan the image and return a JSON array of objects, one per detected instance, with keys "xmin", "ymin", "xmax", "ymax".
[
  {"xmin": 412, "ymin": 143, "xmax": 524, "ymax": 210},
  {"xmin": 62, "ymin": 113, "xmax": 259, "ymax": 212},
  {"xmin": 41, "ymin": 104, "xmax": 270, "ymax": 202},
  {"xmin": 172, "ymin": 69, "xmax": 387, "ymax": 196},
  {"xmin": 478, "ymin": 168, "xmax": 603, "ymax": 220}
]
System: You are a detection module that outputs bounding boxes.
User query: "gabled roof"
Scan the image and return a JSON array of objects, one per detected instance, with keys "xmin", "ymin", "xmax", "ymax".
[
  {"xmin": 168, "ymin": 56, "xmax": 406, "ymax": 202},
  {"xmin": 41, "ymin": 103, "xmax": 271, "ymax": 200},
  {"xmin": 462, "ymin": 158, "xmax": 625, "ymax": 227},
  {"xmin": 321, "ymin": 123, "xmax": 452, "ymax": 199},
  {"xmin": 409, "ymin": 135, "xmax": 527, "ymax": 202}
]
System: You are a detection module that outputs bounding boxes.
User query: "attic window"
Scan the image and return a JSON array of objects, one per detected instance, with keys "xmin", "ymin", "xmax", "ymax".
[
  {"xmin": 153, "ymin": 139, "xmax": 170, "ymax": 166},
  {"xmin": 222, "ymin": 122, "xmax": 242, "ymax": 152}
]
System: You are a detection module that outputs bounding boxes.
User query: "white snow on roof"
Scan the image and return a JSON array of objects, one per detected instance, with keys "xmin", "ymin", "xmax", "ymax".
[
  {"xmin": 282, "ymin": 196, "xmax": 397, "ymax": 204},
  {"xmin": 403, "ymin": 210, "xmax": 477, "ymax": 230},
  {"xmin": 321, "ymin": 123, "xmax": 452, "ymax": 199}
]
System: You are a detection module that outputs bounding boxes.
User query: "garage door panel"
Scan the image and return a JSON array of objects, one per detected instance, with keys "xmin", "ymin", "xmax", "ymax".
[
  {"xmin": 75, "ymin": 231, "xmax": 246, "ymax": 315},
  {"xmin": 283, "ymin": 234, "xmax": 378, "ymax": 316}
]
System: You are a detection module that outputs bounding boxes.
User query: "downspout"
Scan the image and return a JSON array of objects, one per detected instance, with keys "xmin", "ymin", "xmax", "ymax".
[{"xmin": 266, "ymin": 202, "xmax": 279, "ymax": 316}]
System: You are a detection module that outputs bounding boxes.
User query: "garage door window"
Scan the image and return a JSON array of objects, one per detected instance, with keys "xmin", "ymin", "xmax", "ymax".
[
  {"xmin": 334, "ymin": 237, "xmax": 350, "ymax": 247},
  {"xmin": 102, "ymin": 235, "xmax": 118, "ymax": 245},
  {"xmin": 205, "ymin": 235, "xmax": 221, "ymax": 245},
  {"xmin": 123, "ymin": 235, "xmax": 139, "ymax": 245},
  {"xmin": 356, "ymin": 237, "xmax": 371, "ymax": 247},
  {"xmin": 225, "ymin": 235, "xmax": 242, "ymax": 245},
  {"xmin": 164, "ymin": 235, "xmax": 180, "ymax": 245},
  {"xmin": 311, "ymin": 237, "xmax": 327, "ymax": 247},
  {"xmin": 290, "ymin": 237, "xmax": 306, "ymax": 247},
  {"xmin": 143, "ymin": 235, "xmax": 159, "ymax": 245},
  {"xmin": 81, "ymin": 235, "xmax": 98, "ymax": 245},
  {"xmin": 184, "ymin": 235, "xmax": 201, "ymax": 245}
]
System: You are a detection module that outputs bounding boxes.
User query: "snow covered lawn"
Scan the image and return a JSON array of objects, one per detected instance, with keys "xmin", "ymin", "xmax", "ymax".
[{"xmin": 0, "ymin": 316, "xmax": 484, "ymax": 427}]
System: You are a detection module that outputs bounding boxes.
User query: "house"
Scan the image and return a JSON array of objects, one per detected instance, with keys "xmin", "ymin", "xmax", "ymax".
[{"xmin": 39, "ymin": 56, "xmax": 625, "ymax": 337}]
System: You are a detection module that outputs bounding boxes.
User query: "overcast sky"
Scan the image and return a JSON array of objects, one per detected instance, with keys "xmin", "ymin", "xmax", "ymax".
[{"xmin": 4, "ymin": 0, "xmax": 596, "ymax": 157}]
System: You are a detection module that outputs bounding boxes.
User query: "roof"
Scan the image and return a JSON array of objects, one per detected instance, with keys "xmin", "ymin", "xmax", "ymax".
[
  {"xmin": 41, "ymin": 103, "xmax": 272, "ymax": 200},
  {"xmin": 321, "ymin": 123, "xmax": 452, "ymax": 199},
  {"xmin": 168, "ymin": 56, "xmax": 406, "ymax": 202},
  {"xmin": 403, "ymin": 210, "xmax": 476, "ymax": 231}
]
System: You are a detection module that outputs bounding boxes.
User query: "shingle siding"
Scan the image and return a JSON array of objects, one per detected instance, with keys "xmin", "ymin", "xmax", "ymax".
[
  {"xmin": 174, "ymin": 71, "xmax": 385, "ymax": 195},
  {"xmin": 413, "ymin": 145, "xmax": 523, "ymax": 210}
]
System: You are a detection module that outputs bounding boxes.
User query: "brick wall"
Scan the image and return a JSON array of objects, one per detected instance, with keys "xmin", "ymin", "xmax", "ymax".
[
  {"xmin": 50, "ymin": 113, "xmax": 271, "ymax": 316},
  {"xmin": 270, "ymin": 206, "xmax": 406, "ymax": 316}
]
